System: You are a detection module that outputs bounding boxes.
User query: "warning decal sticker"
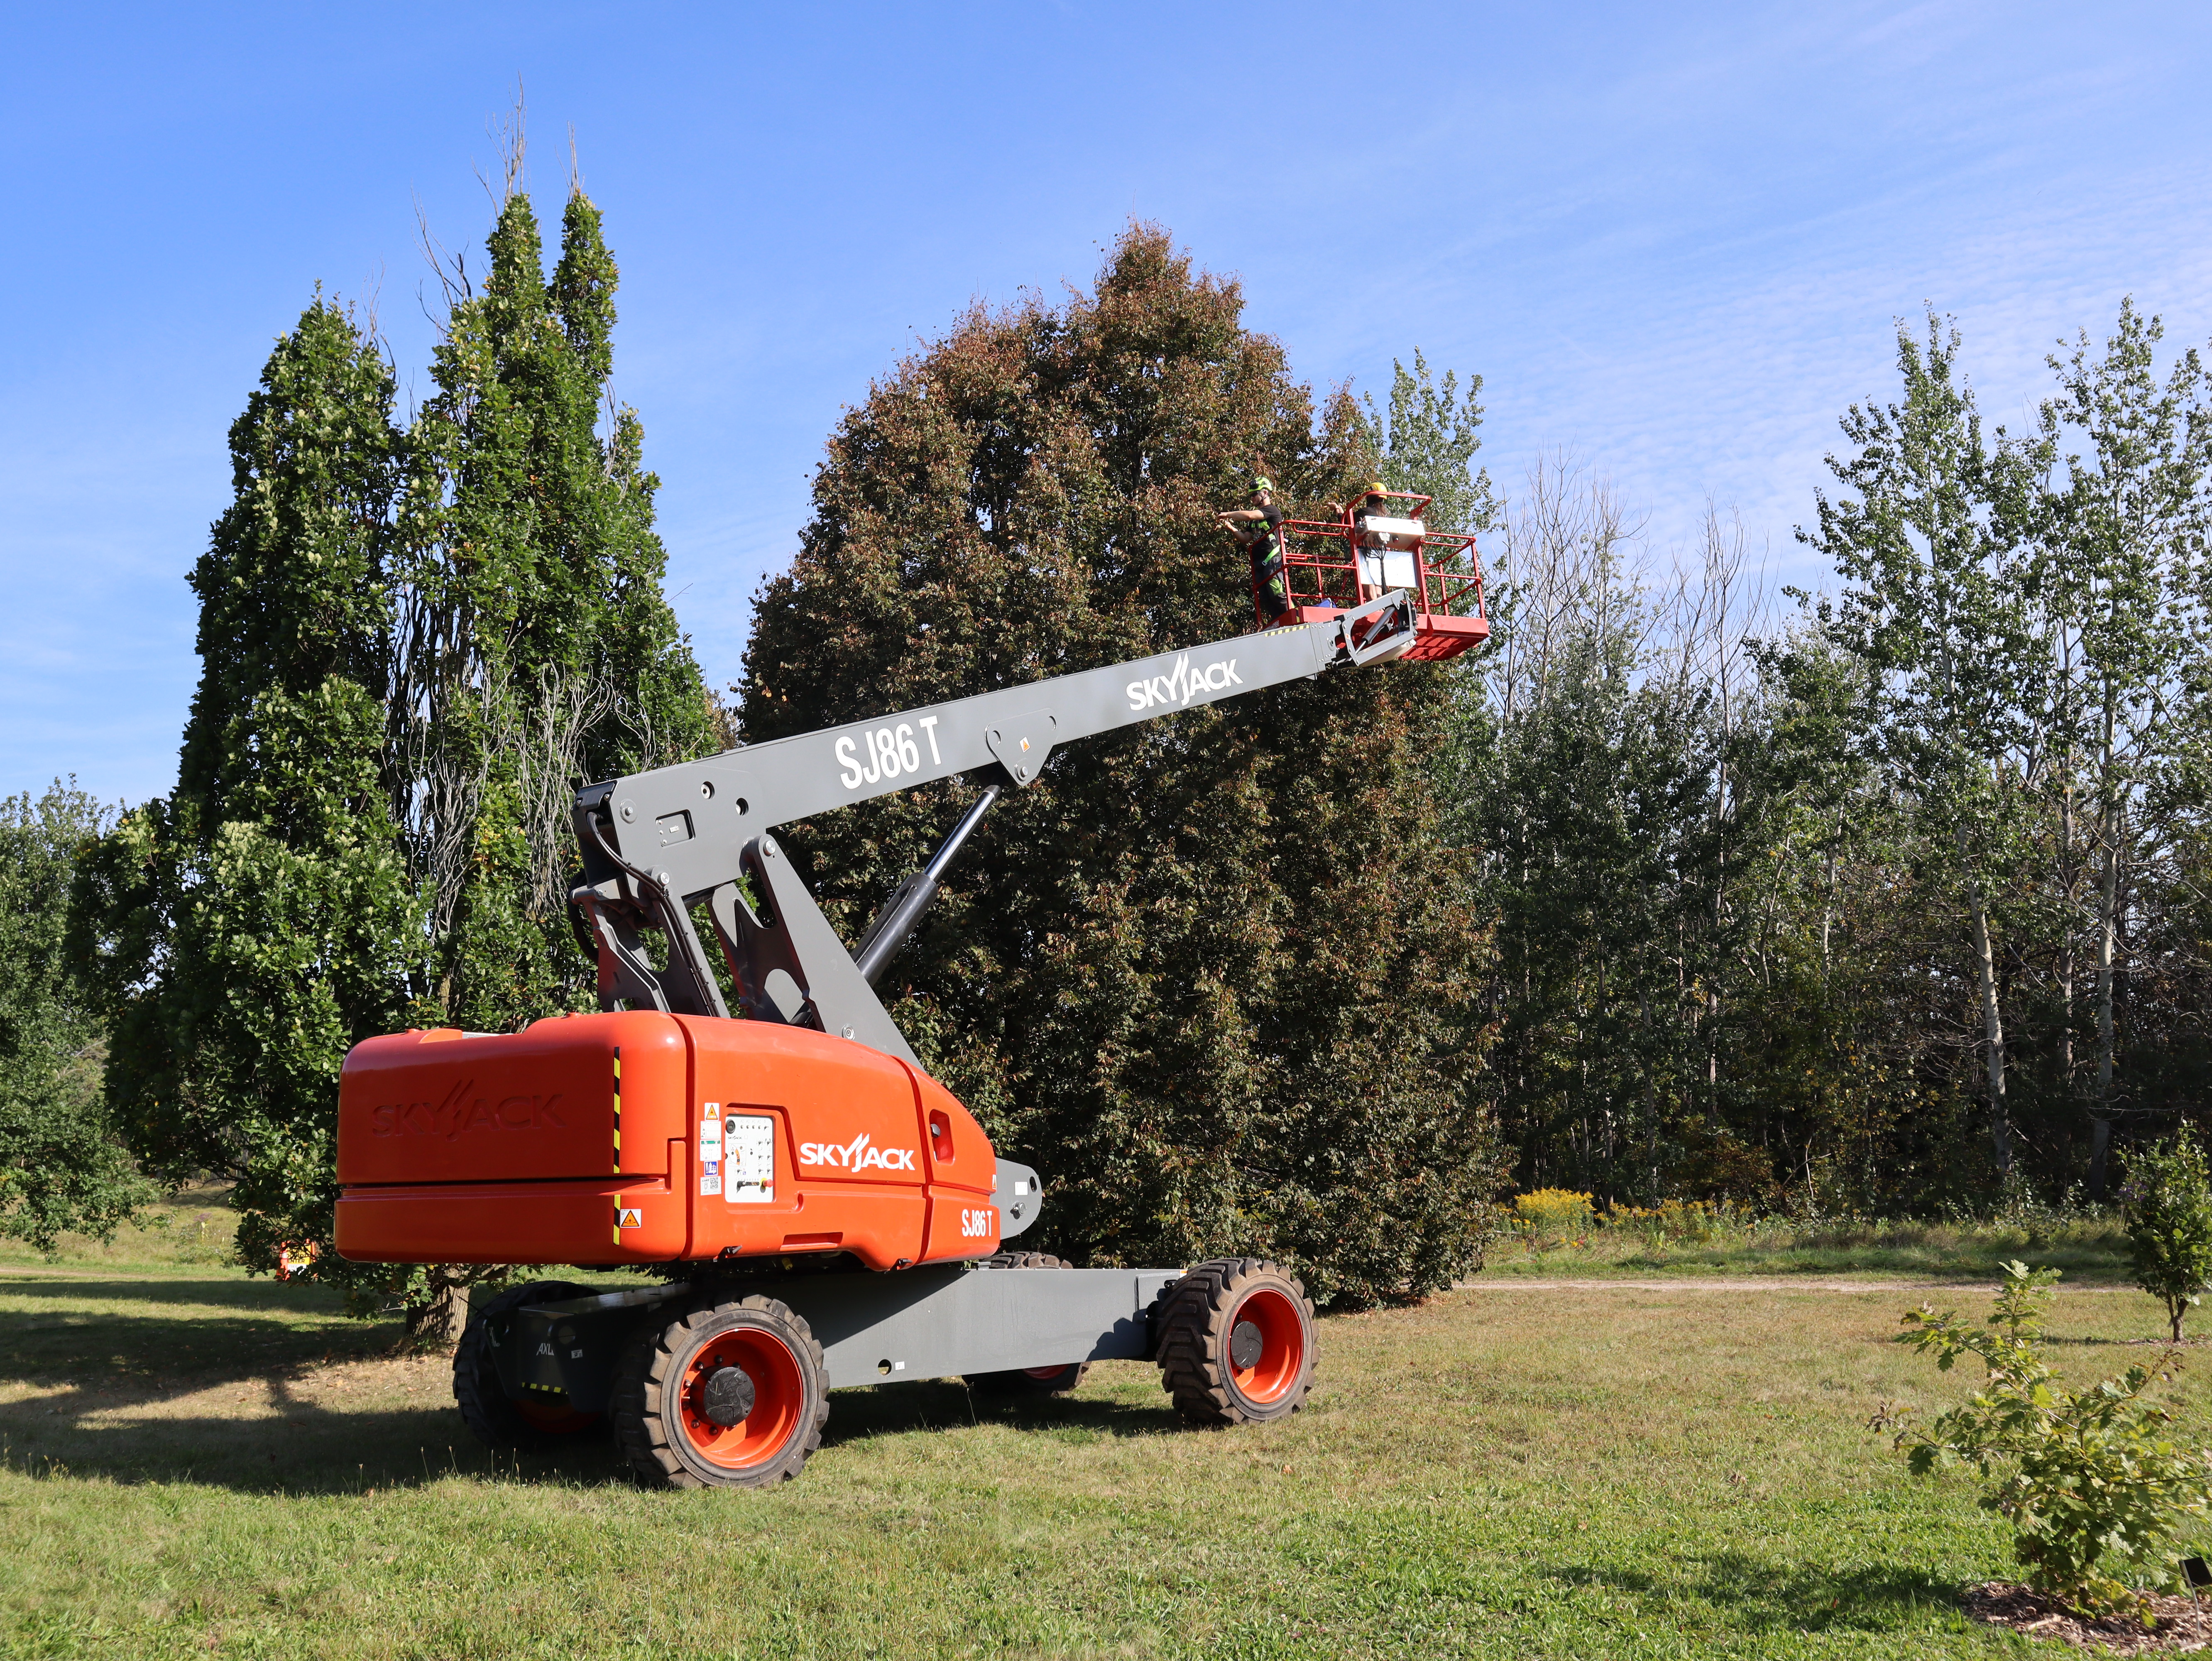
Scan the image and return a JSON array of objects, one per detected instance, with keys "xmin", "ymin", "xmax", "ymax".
[{"xmin": 699, "ymin": 1109, "xmax": 724, "ymax": 1196}]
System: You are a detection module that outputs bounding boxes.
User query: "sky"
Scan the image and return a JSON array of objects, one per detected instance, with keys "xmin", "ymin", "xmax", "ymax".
[{"xmin": 5, "ymin": 1, "xmax": 2209, "ymax": 804}]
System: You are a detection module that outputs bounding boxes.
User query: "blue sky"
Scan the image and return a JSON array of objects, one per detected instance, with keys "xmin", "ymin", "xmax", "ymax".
[{"xmin": 5, "ymin": 1, "xmax": 2208, "ymax": 803}]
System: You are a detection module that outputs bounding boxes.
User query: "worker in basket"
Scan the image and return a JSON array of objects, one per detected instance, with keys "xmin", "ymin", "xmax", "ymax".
[
  {"xmin": 1348, "ymin": 480, "xmax": 1392, "ymax": 594},
  {"xmin": 1216, "ymin": 468, "xmax": 1291, "ymax": 626}
]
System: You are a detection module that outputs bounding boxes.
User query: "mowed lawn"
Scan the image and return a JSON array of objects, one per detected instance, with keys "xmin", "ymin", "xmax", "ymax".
[{"xmin": 2, "ymin": 1242, "xmax": 2201, "ymax": 1658}]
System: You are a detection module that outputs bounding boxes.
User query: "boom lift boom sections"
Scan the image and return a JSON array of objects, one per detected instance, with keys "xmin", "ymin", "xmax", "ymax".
[{"xmin": 569, "ymin": 589, "xmax": 1419, "ymax": 1067}]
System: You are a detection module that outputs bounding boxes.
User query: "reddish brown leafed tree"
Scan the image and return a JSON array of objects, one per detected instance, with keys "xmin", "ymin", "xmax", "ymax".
[{"xmin": 740, "ymin": 225, "xmax": 1496, "ymax": 1304}]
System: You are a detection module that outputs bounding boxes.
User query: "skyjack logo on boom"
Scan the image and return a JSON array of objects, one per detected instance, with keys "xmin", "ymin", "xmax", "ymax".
[
  {"xmin": 796, "ymin": 1132, "xmax": 918, "ymax": 1173},
  {"xmin": 1126, "ymin": 653, "xmax": 1241, "ymax": 713}
]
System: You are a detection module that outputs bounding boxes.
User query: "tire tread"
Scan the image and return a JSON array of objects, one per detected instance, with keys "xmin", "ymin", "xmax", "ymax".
[
  {"xmin": 1152, "ymin": 1257, "xmax": 1316, "ymax": 1426},
  {"xmin": 612, "ymin": 1293, "xmax": 827, "ymax": 1489}
]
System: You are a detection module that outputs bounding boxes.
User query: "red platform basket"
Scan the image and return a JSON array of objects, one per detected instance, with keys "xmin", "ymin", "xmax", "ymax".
[{"xmin": 1252, "ymin": 490, "xmax": 1489, "ymax": 661}]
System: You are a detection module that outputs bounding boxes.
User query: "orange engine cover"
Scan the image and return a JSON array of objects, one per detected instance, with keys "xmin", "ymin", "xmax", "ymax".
[{"xmin": 334, "ymin": 1012, "xmax": 1002, "ymax": 1271}]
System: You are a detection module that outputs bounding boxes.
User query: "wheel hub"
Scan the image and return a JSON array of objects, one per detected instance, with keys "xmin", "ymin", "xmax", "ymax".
[
  {"xmin": 1229, "ymin": 1319, "xmax": 1263, "ymax": 1370},
  {"xmin": 700, "ymin": 1364, "xmax": 757, "ymax": 1427}
]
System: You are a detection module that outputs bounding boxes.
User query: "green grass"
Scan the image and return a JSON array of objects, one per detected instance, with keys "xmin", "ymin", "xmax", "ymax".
[
  {"xmin": 0, "ymin": 1185, "xmax": 247, "ymax": 1277},
  {"xmin": 0, "ymin": 1218, "xmax": 2197, "ymax": 1658}
]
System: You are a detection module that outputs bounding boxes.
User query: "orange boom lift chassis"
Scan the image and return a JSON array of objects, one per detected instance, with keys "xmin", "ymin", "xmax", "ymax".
[{"xmin": 337, "ymin": 577, "xmax": 1476, "ymax": 1487}]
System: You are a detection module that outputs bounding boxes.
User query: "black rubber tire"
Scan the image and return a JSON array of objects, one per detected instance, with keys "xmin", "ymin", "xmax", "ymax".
[
  {"xmin": 1154, "ymin": 1257, "xmax": 1317, "ymax": 1426},
  {"xmin": 453, "ymin": 1279, "xmax": 599, "ymax": 1451},
  {"xmin": 962, "ymin": 1254, "xmax": 1091, "ymax": 1395},
  {"xmin": 612, "ymin": 1294, "xmax": 828, "ymax": 1489}
]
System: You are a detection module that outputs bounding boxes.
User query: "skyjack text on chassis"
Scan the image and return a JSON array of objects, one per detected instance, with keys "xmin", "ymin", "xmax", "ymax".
[{"xmin": 335, "ymin": 510, "xmax": 1487, "ymax": 1487}]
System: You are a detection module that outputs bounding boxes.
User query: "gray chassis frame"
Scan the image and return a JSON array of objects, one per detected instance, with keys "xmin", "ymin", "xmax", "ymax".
[
  {"xmin": 496, "ymin": 1262, "xmax": 1184, "ymax": 1412},
  {"xmin": 500, "ymin": 593, "xmax": 1412, "ymax": 1408}
]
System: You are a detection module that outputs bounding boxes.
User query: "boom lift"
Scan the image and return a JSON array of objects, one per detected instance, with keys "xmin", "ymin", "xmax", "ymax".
[{"xmin": 335, "ymin": 581, "xmax": 1466, "ymax": 1488}]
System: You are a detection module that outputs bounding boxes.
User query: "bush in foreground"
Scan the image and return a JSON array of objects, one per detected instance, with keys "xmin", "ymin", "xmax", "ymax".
[{"xmin": 1879, "ymin": 1262, "xmax": 2212, "ymax": 1620}]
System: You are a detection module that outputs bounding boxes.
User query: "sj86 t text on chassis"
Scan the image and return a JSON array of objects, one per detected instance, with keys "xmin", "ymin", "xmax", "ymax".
[{"xmin": 336, "ymin": 579, "xmax": 1479, "ymax": 1488}]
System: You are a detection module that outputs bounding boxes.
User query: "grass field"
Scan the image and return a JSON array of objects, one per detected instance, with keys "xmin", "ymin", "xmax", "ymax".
[
  {"xmin": 1, "ymin": 1202, "xmax": 2201, "ymax": 1658},
  {"xmin": 1483, "ymin": 1210, "xmax": 2135, "ymax": 1284}
]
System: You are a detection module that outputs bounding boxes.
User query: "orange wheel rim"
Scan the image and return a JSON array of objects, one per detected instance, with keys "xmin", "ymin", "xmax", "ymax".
[
  {"xmin": 678, "ymin": 1327, "xmax": 805, "ymax": 1470},
  {"xmin": 514, "ymin": 1395, "xmax": 597, "ymax": 1435},
  {"xmin": 1228, "ymin": 1287, "xmax": 1305, "ymax": 1406},
  {"xmin": 1022, "ymin": 1365, "xmax": 1072, "ymax": 1382}
]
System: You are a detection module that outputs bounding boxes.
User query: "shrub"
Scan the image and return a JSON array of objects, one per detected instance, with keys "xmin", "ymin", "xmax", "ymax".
[
  {"xmin": 1514, "ymin": 1188, "xmax": 1594, "ymax": 1238},
  {"xmin": 1603, "ymin": 1198, "xmax": 1733, "ymax": 1244},
  {"xmin": 1879, "ymin": 1261, "xmax": 2212, "ymax": 1619},
  {"xmin": 2123, "ymin": 1129, "xmax": 2212, "ymax": 1343}
]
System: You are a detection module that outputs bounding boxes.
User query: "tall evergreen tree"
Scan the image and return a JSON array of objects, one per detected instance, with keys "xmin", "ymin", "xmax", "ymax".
[
  {"xmin": 741, "ymin": 225, "xmax": 1497, "ymax": 1306},
  {"xmin": 71, "ymin": 298, "xmax": 426, "ymax": 1289}
]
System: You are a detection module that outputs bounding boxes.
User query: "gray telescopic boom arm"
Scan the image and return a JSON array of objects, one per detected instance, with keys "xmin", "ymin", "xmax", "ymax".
[{"xmin": 568, "ymin": 590, "xmax": 1417, "ymax": 1066}]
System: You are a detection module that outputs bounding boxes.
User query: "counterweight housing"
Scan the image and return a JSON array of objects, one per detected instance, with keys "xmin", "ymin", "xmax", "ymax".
[{"xmin": 336, "ymin": 1012, "xmax": 1007, "ymax": 1269}]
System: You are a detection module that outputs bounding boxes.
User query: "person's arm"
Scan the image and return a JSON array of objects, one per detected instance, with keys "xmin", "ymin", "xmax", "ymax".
[{"xmin": 1216, "ymin": 508, "xmax": 1263, "ymax": 525}]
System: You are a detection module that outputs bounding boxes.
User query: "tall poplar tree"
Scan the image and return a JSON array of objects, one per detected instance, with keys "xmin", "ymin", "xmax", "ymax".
[
  {"xmin": 71, "ymin": 299, "xmax": 426, "ymax": 1287},
  {"xmin": 2034, "ymin": 301, "xmax": 2212, "ymax": 1193},
  {"xmin": 741, "ymin": 225, "xmax": 1497, "ymax": 1306},
  {"xmin": 398, "ymin": 183, "xmax": 714, "ymax": 1033},
  {"xmin": 1803, "ymin": 314, "xmax": 2046, "ymax": 1181},
  {"xmin": 1361, "ymin": 350, "xmax": 1497, "ymax": 537}
]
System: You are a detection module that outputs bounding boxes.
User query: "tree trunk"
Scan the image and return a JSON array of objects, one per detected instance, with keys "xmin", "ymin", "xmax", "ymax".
[
  {"xmin": 2092, "ymin": 711, "xmax": 2121, "ymax": 1202},
  {"xmin": 2088, "ymin": 827, "xmax": 2117, "ymax": 1199},
  {"xmin": 1962, "ymin": 859, "xmax": 2011, "ymax": 1179},
  {"xmin": 2061, "ymin": 632, "xmax": 2091, "ymax": 1192},
  {"xmin": 407, "ymin": 1270, "xmax": 472, "ymax": 1350}
]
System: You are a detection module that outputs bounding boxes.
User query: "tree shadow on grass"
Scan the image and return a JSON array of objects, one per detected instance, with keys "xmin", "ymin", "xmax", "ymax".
[
  {"xmin": 2043, "ymin": 1333, "xmax": 2209, "ymax": 1348},
  {"xmin": 1547, "ymin": 1553, "xmax": 1963, "ymax": 1636},
  {"xmin": 5, "ymin": 1377, "xmax": 1182, "ymax": 1496},
  {"xmin": 0, "ymin": 1277, "xmax": 498, "ymax": 1494},
  {"xmin": 0, "ymin": 1282, "xmax": 397, "ymax": 1388},
  {"xmin": 6, "ymin": 1415, "xmax": 641, "ymax": 1496}
]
